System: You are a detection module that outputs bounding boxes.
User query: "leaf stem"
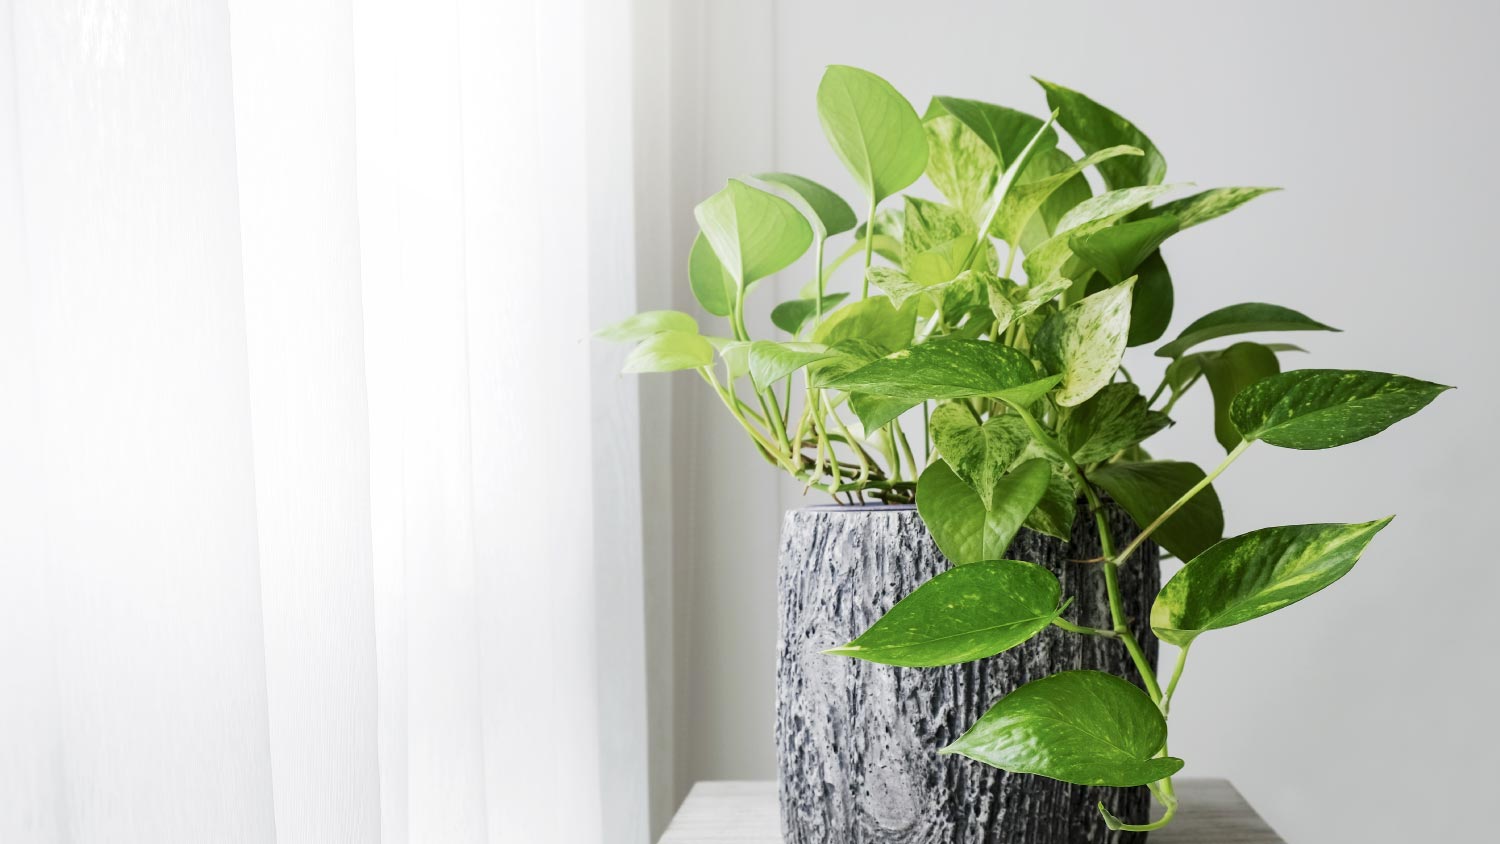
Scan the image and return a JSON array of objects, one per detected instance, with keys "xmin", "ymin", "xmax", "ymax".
[
  {"xmin": 1051, "ymin": 617, "xmax": 1118, "ymax": 638},
  {"xmin": 1161, "ymin": 641, "xmax": 1192, "ymax": 716},
  {"xmin": 1110, "ymin": 439, "xmax": 1252, "ymax": 565},
  {"xmin": 862, "ymin": 195, "xmax": 877, "ymax": 299},
  {"xmin": 814, "ymin": 237, "xmax": 827, "ymax": 325}
]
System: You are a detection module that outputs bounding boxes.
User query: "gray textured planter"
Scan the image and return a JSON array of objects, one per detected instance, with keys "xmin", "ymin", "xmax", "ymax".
[{"xmin": 776, "ymin": 502, "xmax": 1160, "ymax": 844}]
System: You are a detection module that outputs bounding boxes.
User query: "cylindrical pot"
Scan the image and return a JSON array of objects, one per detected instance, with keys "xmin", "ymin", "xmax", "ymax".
[{"xmin": 776, "ymin": 502, "xmax": 1160, "ymax": 844}]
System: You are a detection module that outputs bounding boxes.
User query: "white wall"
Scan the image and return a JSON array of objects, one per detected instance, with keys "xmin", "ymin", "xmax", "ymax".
[{"xmin": 655, "ymin": 1, "xmax": 1499, "ymax": 841}]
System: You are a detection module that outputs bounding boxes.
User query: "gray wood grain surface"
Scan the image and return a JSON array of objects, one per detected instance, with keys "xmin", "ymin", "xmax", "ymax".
[
  {"xmin": 660, "ymin": 779, "xmax": 1286, "ymax": 843},
  {"xmin": 776, "ymin": 504, "xmax": 1160, "ymax": 843}
]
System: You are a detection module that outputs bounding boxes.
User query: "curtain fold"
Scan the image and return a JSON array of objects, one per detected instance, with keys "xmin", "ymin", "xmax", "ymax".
[{"xmin": 0, "ymin": 0, "xmax": 649, "ymax": 841}]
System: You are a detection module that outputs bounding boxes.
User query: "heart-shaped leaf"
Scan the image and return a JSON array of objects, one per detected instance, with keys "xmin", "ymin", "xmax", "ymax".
[
  {"xmin": 1152, "ymin": 519, "xmax": 1393, "ymax": 645},
  {"xmin": 930, "ymin": 404, "xmax": 1031, "ymax": 507},
  {"xmin": 828, "ymin": 560, "xmax": 1062, "ymax": 667},
  {"xmin": 1201, "ymin": 341, "xmax": 1281, "ymax": 450},
  {"xmin": 943, "ymin": 670, "xmax": 1185, "ymax": 787},
  {"xmin": 694, "ymin": 179, "xmax": 813, "ymax": 288},
  {"xmin": 931, "ymin": 96, "xmax": 1058, "ymax": 172},
  {"xmin": 1230, "ymin": 369, "xmax": 1452, "ymax": 449},
  {"xmin": 1034, "ymin": 78, "xmax": 1167, "ymax": 191},
  {"xmin": 747, "ymin": 341, "xmax": 837, "ymax": 391},
  {"xmin": 1091, "ymin": 461, "xmax": 1224, "ymax": 561},
  {"xmin": 1156, "ymin": 302, "xmax": 1337, "ymax": 359},
  {"xmin": 770, "ymin": 293, "xmax": 849, "ymax": 335},
  {"xmin": 1023, "ymin": 469, "xmax": 1078, "ymax": 541},
  {"xmin": 754, "ymin": 172, "xmax": 856, "ymax": 237},
  {"xmin": 1070, "ymin": 215, "xmax": 1180, "ymax": 285},
  {"xmin": 848, "ymin": 393, "xmax": 918, "ymax": 433},
  {"xmin": 596, "ymin": 310, "xmax": 698, "ymax": 342},
  {"xmin": 1059, "ymin": 383, "xmax": 1169, "ymax": 464},
  {"xmin": 688, "ymin": 232, "xmax": 736, "ymax": 317},
  {"xmin": 810, "ymin": 296, "xmax": 917, "ymax": 353},
  {"xmin": 827, "ymin": 339, "xmax": 1055, "ymax": 402},
  {"xmin": 818, "ymin": 66, "xmax": 927, "ymax": 204},
  {"xmin": 623, "ymin": 330, "xmax": 714, "ymax": 373},
  {"xmin": 1152, "ymin": 186, "xmax": 1279, "ymax": 229},
  {"xmin": 917, "ymin": 459, "xmax": 1052, "ymax": 564},
  {"xmin": 923, "ymin": 113, "xmax": 999, "ymax": 221},
  {"xmin": 1034, "ymin": 279, "xmax": 1136, "ymax": 407},
  {"xmin": 1125, "ymin": 250, "xmax": 1172, "ymax": 346}
]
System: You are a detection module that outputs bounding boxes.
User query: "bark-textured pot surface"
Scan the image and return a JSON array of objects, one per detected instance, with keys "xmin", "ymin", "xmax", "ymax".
[{"xmin": 776, "ymin": 502, "xmax": 1160, "ymax": 844}]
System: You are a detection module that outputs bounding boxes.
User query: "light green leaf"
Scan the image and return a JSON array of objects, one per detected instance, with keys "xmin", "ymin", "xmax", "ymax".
[
  {"xmin": 1034, "ymin": 279, "xmax": 1136, "ymax": 407},
  {"xmin": 817, "ymin": 66, "xmax": 927, "ymax": 204},
  {"xmin": 1230, "ymin": 369, "xmax": 1453, "ymax": 449},
  {"xmin": 1059, "ymin": 383, "xmax": 1169, "ymax": 464},
  {"xmin": 753, "ymin": 172, "xmax": 857, "ymax": 237},
  {"xmin": 1125, "ymin": 250, "xmax": 1172, "ymax": 346},
  {"xmin": 848, "ymin": 393, "xmax": 918, "ymax": 433},
  {"xmin": 747, "ymin": 341, "xmax": 837, "ymax": 391},
  {"xmin": 1091, "ymin": 461, "xmax": 1224, "ymax": 561},
  {"xmin": 595, "ymin": 310, "xmax": 698, "ymax": 342},
  {"xmin": 930, "ymin": 404, "xmax": 1031, "ymax": 508},
  {"xmin": 826, "ymin": 339, "xmax": 1054, "ymax": 402},
  {"xmin": 1024, "ymin": 469, "xmax": 1078, "ymax": 541},
  {"xmin": 904, "ymin": 196, "xmax": 971, "ymax": 255},
  {"xmin": 1156, "ymin": 302, "xmax": 1338, "ymax": 359},
  {"xmin": 770, "ymin": 292, "xmax": 849, "ymax": 335},
  {"xmin": 932, "ymin": 96, "xmax": 1058, "ymax": 172},
  {"xmin": 1016, "ymin": 148, "xmax": 1094, "ymax": 253},
  {"xmin": 864, "ymin": 266, "xmax": 958, "ymax": 308},
  {"xmin": 917, "ymin": 459, "xmax": 1052, "ymax": 564},
  {"xmin": 810, "ymin": 296, "xmax": 917, "ymax": 353},
  {"xmin": 705, "ymin": 336, "xmax": 750, "ymax": 379},
  {"xmin": 1201, "ymin": 341, "xmax": 1281, "ymax": 451},
  {"xmin": 943, "ymin": 670, "xmax": 1184, "ymax": 787},
  {"xmin": 623, "ymin": 330, "xmax": 714, "ymax": 373},
  {"xmin": 1153, "ymin": 186, "xmax": 1279, "ymax": 229},
  {"xmin": 1070, "ymin": 215, "xmax": 1180, "ymax": 285},
  {"xmin": 1035, "ymin": 78, "xmax": 1167, "ymax": 191},
  {"xmin": 1152, "ymin": 519, "xmax": 1393, "ymax": 645},
  {"xmin": 985, "ymin": 275, "xmax": 1071, "ymax": 334},
  {"xmin": 688, "ymin": 232, "xmax": 736, "ymax": 317},
  {"xmin": 694, "ymin": 179, "xmax": 813, "ymax": 287},
  {"xmin": 828, "ymin": 560, "xmax": 1062, "ymax": 667},
  {"xmin": 923, "ymin": 114, "xmax": 999, "ymax": 221},
  {"xmin": 1056, "ymin": 184, "xmax": 1180, "ymax": 233},
  {"xmin": 991, "ymin": 145, "xmax": 1143, "ymax": 246}
]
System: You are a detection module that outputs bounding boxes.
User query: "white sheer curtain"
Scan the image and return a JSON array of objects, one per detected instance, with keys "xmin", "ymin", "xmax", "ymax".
[{"xmin": 0, "ymin": 0, "xmax": 649, "ymax": 842}]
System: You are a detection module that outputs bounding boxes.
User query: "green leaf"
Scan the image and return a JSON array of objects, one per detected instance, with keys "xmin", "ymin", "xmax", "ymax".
[
  {"xmin": 1230, "ymin": 369, "xmax": 1453, "ymax": 449},
  {"xmin": 1156, "ymin": 302, "xmax": 1338, "ymax": 359},
  {"xmin": 1024, "ymin": 469, "xmax": 1078, "ymax": 541},
  {"xmin": 923, "ymin": 114, "xmax": 999, "ymax": 222},
  {"xmin": 595, "ymin": 310, "xmax": 698, "ymax": 342},
  {"xmin": 817, "ymin": 66, "xmax": 927, "ymax": 204},
  {"xmin": 931, "ymin": 96, "xmax": 1058, "ymax": 172},
  {"xmin": 753, "ymin": 172, "xmax": 857, "ymax": 237},
  {"xmin": 917, "ymin": 459, "xmax": 1051, "ymax": 564},
  {"xmin": 694, "ymin": 179, "xmax": 813, "ymax": 287},
  {"xmin": 688, "ymin": 232, "xmax": 736, "ymax": 317},
  {"xmin": 903, "ymin": 196, "xmax": 970, "ymax": 257},
  {"xmin": 1035, "ymin": 78, "xmax": 1167, "ymax": 191},
  {"xmin": 828, "ymin": 560, "xmax": 1062, "ymax": 667},
  {"xmin": 865, "ymin": 266, "xmax": 957, "ymax": 308},
  {"xmin": 1070, "ymin": 215, "xmax": 1180, "ymax": 285},
  {"xmin": 770, "ymin": 293, "xmax": 849, "ymax": 335},
  {"xmin": 1153, "ymin": 186, "xmax": 1278, "ymax": 229},
  {"xmin": 943, "ymin": 670, "xmax": 1184, "ymax": 787},
  {"xmin": 990, "ymin": 145, "xmax": 1143, "ymax": 246},
  {"xmin": 810, "ymin": 295, "xmax": 917, "ymax": 352},
  {"xmin": 1201, "ymin": 341, "xmax": 1281, "ymax": 451},
  {"xmin": 1125, "ymin": 250, "xmax": 1172, "ymax": 346},
  {"xmin": 826, "ymin": 339, "xmax": 1055, "ymax": 402},
  {"xmin": 848, "ymin": 393, "xmax": 918, "ymax": 433},
  {"xmin": 1016, "ymin": 148, "xmax": 1094, "ymax": 253},
  {"xmin": 1034, "ymin": 279, "xmax": 1135, "ymax": 407},
  {"xmin": 747, "ymin": 341, "xmax": 837, "ymax": 391},
  {"xmin": 1091, "ymin": 461, "xmax": 1224, "ymax": 561},
  {"xmin": 1152, "ymin": 519, "xmax": 1393, "ymax": 645},
  {"xmin": 1059, "ymin": 383, "xmax": 1169, "ymax": 464},
  {"xmin": 1056, "ymin": 184, "xmax": 1180, "ymax": 233},
  {"xmin": 930, "ymin": 404, "xmax": 1031, "ymax": 508},
  {"xmin": 622, "ymin": 330, "xmax": 714, "ymax": 373},
  {"xmin": 705, "ymin": 336, "xmax": 750, "ymax": 379}
]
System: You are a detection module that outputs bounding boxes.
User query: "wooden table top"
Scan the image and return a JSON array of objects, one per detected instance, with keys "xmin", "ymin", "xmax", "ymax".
[{"xmin": 661, "ymin": 779, "xmax": 1285, "ymax": 843}]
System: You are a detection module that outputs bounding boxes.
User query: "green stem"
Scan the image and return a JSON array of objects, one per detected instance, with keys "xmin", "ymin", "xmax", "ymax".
[
  {"xmin": 894, "ymin": 418, "xmax": 919, "ymax": 480},
  {"xmin": 1105, "ymin": 793, "xmax": 1178, "ymax": 832},
  {"xmin": 1111, "ymin": 439, "xmax": 1252, "ymax": 565},
  {"xmin": 1003, "ymin": 241, "xmax": 1018, "ymax": 278},
  {"xmin": 827, "ymin": 395, "xmax": 871, "ymax": 485},
  {"xmin": 1052, "ymin": 617, "xmax": 1118, "ymax": 639},
  {"xmin": 1161, "ymin": 641, "xmax": 1192, "ymax": 716},
  {"xmin": 861, "ymin": 195, "xmax": 877, "ymax": 299},
  {"xmin": 699, "ymin": 368, "xmax": 789, "ymax": 470}
]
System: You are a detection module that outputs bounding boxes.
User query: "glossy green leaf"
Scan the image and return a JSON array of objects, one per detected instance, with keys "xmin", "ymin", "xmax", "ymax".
[
  {"xmin": 595, "ymin": 310, "xmax": 698, "ymax": 342},
  {"xmin": 1153, "ymin": 186, "xmax": 1278, "ymax": 229},
  {"xmin": 754, "ymin": 172, "xmax": 857, "ymax": 237},
  {"xmin": 930, "ymin": 404, "xmax": 1031, "ymax": 507},
  {"xmin": 810, "ymin": 296, "xmax": 917, "ymax": 353},
  {"xmin": 622, "ymin": 330, "xmax": 714, "ymax": 373},
  {"xmin": 1201, "ymin": 341, "xmax": 1281, "ymax": 450},
  {"xmin": 1070, "ymin": 215, "xmax": 1180, "ymax": 285},
  {"xmin": 1035, "ymin": 78, "xmax": 1166, "ymax": 190},
  {"xmin": 1125, "ymin": 250, "xmax": 1173, "ymax": 346},
  {"xmin": 688, "ymin": 232, "xmax": 735, "ymax": 317},
  {"xmin": 991, "ymin": 145, "xmax": 1142, "ymax": 246},
  {"xmin": 1056, "ymin": 184, "xmax": 1180, "ymax": 233},
  {"xmin": 923, "ymin": 114, "xmax": 999, "ymax": 222},
  {"xmin": 1016, "ymin": 147, "xmax": 1094, "ymax": 253},
  {"xmin": 1156, "ymin": 302, "xmax": 1338, "ymax": 358},
  {"xmin": 1034, "ymin": 279, "xmax": 1135, "ymax": 407},
  {"xmin": 1091, "ymin": 461, "xmax": 1224, "ymax": 561},
  {"xmin": 694, "ymin": 179, "xmax": 813, "ymax": 287},
  {"xmin": 827, "ymin": 339, "xmax": 1054, "ymax": 402},
  {"xmin": 943, "ymin": 670, "xmax": 1184, "ymax": 787},
  {"xmin": 770, "ymin": 293, "xmax": 849, "ymax": 335},
  {"xmin": 865, "ymin": 266, "xmax": 966, "ymax": 308},
  {"xmin": 828, "ymin": 560, "xmax": 1062, "ymax": 667},
  {"xmin": 1230, "ymin": 369, "xmax": 1453, "ymax": 449},
  {"xmin": 747, "ymin": 341, "xmax": 837, "ymax": 391},
  {"xmin": 1060, "ymin": 383, "xmax": 1169, "ymax": 464},
  {"xmin": 1152, "ymin": 519, "xmax": 1393, "ymax": 645},
  {"xmin": 932, "ymin": 96, "xmax": 1057, "ymax": 171},
  {"xmin": 817, "ymin": 66, "xmax": 927, "ymax": 204},
  {"xmin": 848, "ymin": 393, "xmax": 918, "ymax": 433},
  {"xmin": 1023, "ymin": 468, "xmax": 1077, "ymax": 541},
  {"xmin": 917, "ymin": 459, "xmax": 1051, "ymax": 564}
]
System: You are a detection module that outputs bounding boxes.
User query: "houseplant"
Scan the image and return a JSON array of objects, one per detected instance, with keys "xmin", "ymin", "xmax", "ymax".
[{"xmin": 602, "ymin": 65, "xmax": 1449, "ymax": 838}]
